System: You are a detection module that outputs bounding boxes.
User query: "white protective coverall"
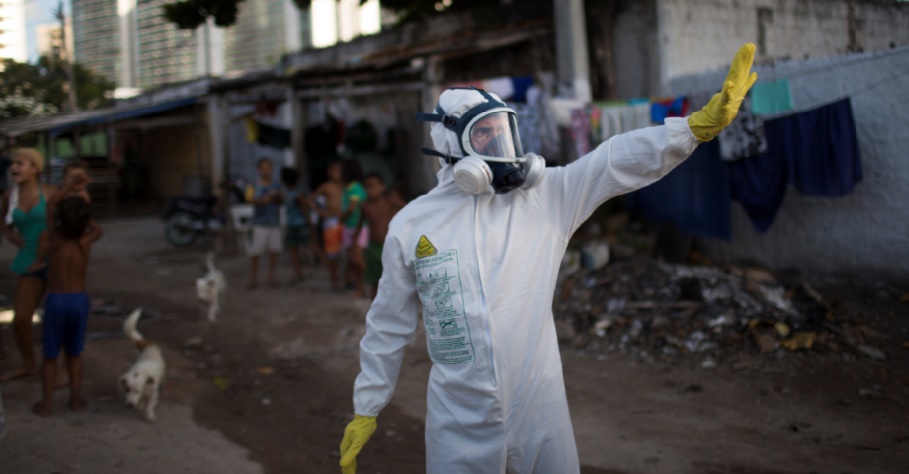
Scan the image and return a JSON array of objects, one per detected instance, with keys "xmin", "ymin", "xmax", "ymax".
[{"xmin": 352, "ymin": 117, "xmax": 700, "ymax": 473}]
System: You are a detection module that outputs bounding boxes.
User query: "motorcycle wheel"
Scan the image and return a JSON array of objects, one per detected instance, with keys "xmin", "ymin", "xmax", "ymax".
[{"xmin": 165, "ymin": 211, "xmax": 200, "ymax": 247}]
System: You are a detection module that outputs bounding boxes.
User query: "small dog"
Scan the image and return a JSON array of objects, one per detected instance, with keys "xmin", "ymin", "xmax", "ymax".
[
  {"xmin": 119, "ymin": 308, "xmax": 165, "ymax": 422},
  {"xmin": 196, "ymin": 251, "xmax": 226, "ymax": 322}
]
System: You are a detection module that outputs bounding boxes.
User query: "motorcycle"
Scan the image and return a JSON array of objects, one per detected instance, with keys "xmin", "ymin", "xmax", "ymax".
[{"xmin": 163, "ymin": 177, "xmax": 247, "ymax": 247}]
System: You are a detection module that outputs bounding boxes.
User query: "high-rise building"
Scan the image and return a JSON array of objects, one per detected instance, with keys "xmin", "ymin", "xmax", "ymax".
[
  {"xmin": 0, "ymin": 0, "xmax": 28, "ymax": 63},
  {"xmin": 36, "ymin": 20, "xmax": 74, "ymax": 61},
  {"xmin": 72, "ymin": 0, "xmax": 119, "ymax": 82},
  {"xmin": 71, "ymin": 0, "xmax": 383, "ymax": 91},
  {"xmin": 224, "ymin": 0, "xmax": 309, "ymax": 74}
]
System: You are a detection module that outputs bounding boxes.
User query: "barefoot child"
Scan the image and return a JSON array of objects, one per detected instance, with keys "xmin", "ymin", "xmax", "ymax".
[
  {"xmin": 280, "ymin": 167, "xmax": 311, "ymax": 284},
  {"xmin": 247, "ymin": 158, "xmax": 282, "ymax": 289},
  {"xmin": 355, "ymin": 173, "xmax": 402, "ymax": 298},
  {"xmin": 309, "ymin": 162, "xmax": 344, "ymax": 291},
  {"xmin": 0, "ymin": 149, "xmax": 57, "ymax": 382},
  {"xmin": 31, "ymin": 175, "xmax": 103, "ymax": 416}
]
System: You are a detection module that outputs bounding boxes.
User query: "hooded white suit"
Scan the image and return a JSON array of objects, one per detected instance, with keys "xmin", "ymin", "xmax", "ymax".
[{"xmin": 351, "ymin": 89, "xmax": 700, "ymax": 473}]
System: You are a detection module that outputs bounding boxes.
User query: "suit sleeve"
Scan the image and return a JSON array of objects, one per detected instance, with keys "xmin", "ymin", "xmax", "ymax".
[
  {"xmin": 532, "ymin": 117, "xmax": 700, "ymax": 239},
  {"xmin": 352, "ymin": 235, "xmax": 420, "ymax": 417}
]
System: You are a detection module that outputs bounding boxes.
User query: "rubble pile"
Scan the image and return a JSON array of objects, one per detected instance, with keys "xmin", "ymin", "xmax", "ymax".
[{"xmin": 553, "ymin": 257, "xmax": 887, "ymax": 364}]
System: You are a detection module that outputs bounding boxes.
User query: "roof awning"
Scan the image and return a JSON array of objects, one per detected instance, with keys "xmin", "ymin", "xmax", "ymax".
[
  {"xmin": 50, "ymin": 97, "xmax": 199, "ymax": 135},
  {"xmin": 0, "ymin": 97, "xmax": 200, "ymax": 138}
]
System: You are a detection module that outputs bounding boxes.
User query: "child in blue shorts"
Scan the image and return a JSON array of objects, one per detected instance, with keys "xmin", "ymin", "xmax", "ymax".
[{"xmin": 30, "ymin": 174, "xmax": 103, "ymax": 416}]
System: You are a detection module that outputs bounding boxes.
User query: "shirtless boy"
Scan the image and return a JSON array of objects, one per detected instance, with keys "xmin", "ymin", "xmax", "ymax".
[
  {"xmin": 355, "ymin": 173, "xmax": 402, "ymax": 298},
  {"xmin": 31, "ymin": 175, "xmax": 103, "ymax": 416},
  {"xmin": 310, "ymin": 162, "xmax": 344, "ymax": 291}
]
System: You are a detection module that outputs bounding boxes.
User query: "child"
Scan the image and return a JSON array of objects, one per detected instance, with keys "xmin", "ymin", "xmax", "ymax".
[
  {"xmin": 340, "ymin": 160, "xmax": 367, "ymax": 297},
  {"xmin": 355, "ymin": 173, "xmax": 402, "ymax": 298},
  {"xmin": 0, "ymin": 148, "xmax": 57, "ymax": 382},
  {"xmin": 31, "ymin": 174, "xmax": 103, "ymax": 416},
  {"xmin": 280, "ymin": 167, "xmax": 311, "ymax": 284},
  {"xmin": 60, "ymin": 160, "xmax": 91, "ymax": 202},
  {"xmin": 247, "ymin": 158, "xmax": 282, "ymax": 289},
  {"xmin": 309, "ymin": 161, "xmax": 344, "ymax": 291}
]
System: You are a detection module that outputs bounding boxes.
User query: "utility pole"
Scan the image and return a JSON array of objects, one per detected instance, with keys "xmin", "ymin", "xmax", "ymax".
[
  {"xmin": 553, "ymin": 0, "xmax": 591, "ymax": 102},
  {"xmin": 54, "ymin": 1, "xmax": 78, "ymax": 112}
]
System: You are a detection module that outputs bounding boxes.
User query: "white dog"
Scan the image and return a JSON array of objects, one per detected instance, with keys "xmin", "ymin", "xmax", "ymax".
[
  {"xmin": 196, "ymin": 251, "xmax": 226, "ymax": 322},
  {"xmin": 119, "ymin": 308, "xmax": 165, "ymax": 422}
]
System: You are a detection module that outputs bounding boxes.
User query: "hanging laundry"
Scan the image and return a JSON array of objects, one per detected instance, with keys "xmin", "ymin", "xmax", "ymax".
[
  {"xmin": 751, "ymin": 80, "xmax": 794, "ymax": 115},
  {"xmin": 587, "ymin": 106, "xmax": 602, "ymax": 143},
  {"xmin": 256, "ymin": 121, "xmax": 292, "ymax": 149},
  {"xmin": 570, "ymin": 109, "xmax": 592, "ymax": 157},
  {"xmin": 244, "ymin": 117, "xmax": 259, "ymax": 143},
  {"xmin": 625, "ymin": 139, "xmax": 731, "ymax": 240},
  {"xmin": 599, "ymin": 102, "xmax": 650, "ymax": 140},
  {"xmin": 508, "ymin": 102, "xmax": 543, "ymax": 154},
  {"xmin": 511, "ymin": 76, "xmax": 535, "ymax": 103},
  {"xmin": 726, "ymin": 146, "xmax": 788, "ymax": 234},
  {"xmin": 717, "ymin": 97, "xmax": 768, "ymax": 161},
  {"xmin": 651, "ymin": 96, "xmax": 689, "ymax": 124},
  {"xmin": 777, "ymin": 98, "xmax": 862, "ymax": 196},
  {"xmin": 482, "ymin": 77, "xmax": 515, "ymax": 101},
  {"xmin": 725, "ymin": 97, "xmax": 862, "ymax": 233}
]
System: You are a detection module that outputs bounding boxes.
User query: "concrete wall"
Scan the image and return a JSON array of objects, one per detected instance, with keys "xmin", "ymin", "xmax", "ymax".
[
  {"xmin": 670, "ymin": 47, "xmax": 909, "ymax": 282},
  {"xmin": 146, "ymin": 123, "xmax": 211, "ymax": 198},
  {"xmin": 657, "ymin": 0, "xmax": 909, "ymax": 93},
  {"xmin": 613, "ymin": 0, "xmax": 662, "ymax": 99}
]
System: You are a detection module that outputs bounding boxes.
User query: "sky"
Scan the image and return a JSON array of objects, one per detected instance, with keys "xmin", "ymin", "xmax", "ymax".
[{"xmin": 25, "ymin": 0, "xmax": 63, "ymax": 62}]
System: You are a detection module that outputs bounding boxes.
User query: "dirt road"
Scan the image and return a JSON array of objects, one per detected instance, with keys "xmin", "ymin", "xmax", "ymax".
[{"xmin": 1, "ymin": 218, "xmax": 907, "ymax": 473}]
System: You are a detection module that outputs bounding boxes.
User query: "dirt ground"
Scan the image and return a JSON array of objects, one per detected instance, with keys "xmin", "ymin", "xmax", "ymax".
[{"xmin": 0, "ymin": 218, "xmax": 907, "ymax": 474}]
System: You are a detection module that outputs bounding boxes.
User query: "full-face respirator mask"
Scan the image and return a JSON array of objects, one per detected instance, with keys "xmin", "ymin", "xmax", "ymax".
[{"xmin": 418, "ymin": 88, "xmax": 545, "ymax": 195}]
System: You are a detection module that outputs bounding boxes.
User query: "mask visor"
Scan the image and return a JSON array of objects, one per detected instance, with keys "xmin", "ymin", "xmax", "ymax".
[{"xmin": 465, "ymin": 110, "xmax": 523, "ymax": 161}]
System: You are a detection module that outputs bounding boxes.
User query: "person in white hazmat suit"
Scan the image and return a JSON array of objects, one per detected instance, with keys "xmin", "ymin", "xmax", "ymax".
[{"xmin": 340, "ymin": 44, "xmax": 759, "ymax": 473}]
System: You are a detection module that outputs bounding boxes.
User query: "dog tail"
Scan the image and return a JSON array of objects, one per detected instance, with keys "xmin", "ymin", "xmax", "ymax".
[
  {"xmin": 206, "ymin": 251, "xmax": 216, "ymax": 273},
  {"xmin": 123, "ymin": 308, "xmax": 144, "ymax": 344}
]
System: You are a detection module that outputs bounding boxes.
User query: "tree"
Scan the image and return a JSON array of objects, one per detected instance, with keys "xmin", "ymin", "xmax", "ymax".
[
  {"xmin": 162, "ymin": 0, "xmax": 244, "ymax": 30},
  {"xmin": 0, "ymin": 57, "xmax": 114, "ymax": 120}
]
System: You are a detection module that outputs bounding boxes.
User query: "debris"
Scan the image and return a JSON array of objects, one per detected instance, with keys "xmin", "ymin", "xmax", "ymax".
[
  {"xmin": 858, "ymin": 386, "xmax": 882, "ymax": 399},
  {"xmin": 855, "ymin": 345, "xmax": 886, "ymax": 361},
  {"xmin": 780, "ymin": 332, "xmax": 815, "ymax": 351},
  {"xmin": 257, "ymin": 366, "xmax": 275, "ymax": 376},
  {"xmin": 581, "ymin": 242, "xmax": 610, "ymax": 271},
  {"xmin": 261, "ymin": 398, "xmax": 272, "ymax": 406},
  {"xmin": 755, "ymin": 332, "xmax": 778, "ymax": 353},
  {"xmin": 213, "ymin": 377, "xmax": 231, "ymax": 390},
  {"xmin": 183, "ymin": 336, "xmax": 204, "ymax": 349},
  {"xmin": 553, "ymin": 258, "xmax": 883, "ymax": 366},
  {"xmin": 774, "ymin": 322, "xmax": 791, "ymax": 338}
]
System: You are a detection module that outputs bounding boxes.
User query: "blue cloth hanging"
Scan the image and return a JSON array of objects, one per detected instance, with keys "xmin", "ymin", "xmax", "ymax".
[
  {"xmin": 625, "ymin": 139, "xmax": 731, "ymax": 240},
  {"xmin": 778, "ymin": 98, "xmax": 862, "ymax": 196}
]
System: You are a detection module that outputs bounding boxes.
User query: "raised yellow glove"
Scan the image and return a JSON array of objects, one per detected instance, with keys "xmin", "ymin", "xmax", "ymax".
[
  {"xmin": 687, "ymin": 43, "xmax": 759, "ymax": 142},
  {"xmin": 339, "ymin": 415, "xmax": 377, "ymax": 474}
]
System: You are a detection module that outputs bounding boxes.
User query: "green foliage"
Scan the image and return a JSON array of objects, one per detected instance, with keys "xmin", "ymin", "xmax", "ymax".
[
  {"xmin": 162, "ymin": 0, "xmax": 244, "ymax": 30},
  {"xmin": 0, "ymin": 57, "xmax": 114, "ymax": 120}
]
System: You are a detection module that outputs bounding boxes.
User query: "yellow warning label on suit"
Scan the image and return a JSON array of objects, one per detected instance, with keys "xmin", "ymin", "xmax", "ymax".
[{"xmin": 416, "ymin": 235, "xmax": 438, "ymax": 258}]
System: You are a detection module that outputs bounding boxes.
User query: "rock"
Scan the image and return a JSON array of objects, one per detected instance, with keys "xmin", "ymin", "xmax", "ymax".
[
  {"xmin": 755, "ymin": 332, "xmax": 778, "ymax": 353},
  {"xmin": 183, "ymin": 336, "xmax": 204, "ymax": 349},
  {"xmin": 856, "ymin": 344, "xmax": 886, "ymax": 360},
  {"xmin": 581, "ymin": 242, "xmax": 610, "ymax": 271}
]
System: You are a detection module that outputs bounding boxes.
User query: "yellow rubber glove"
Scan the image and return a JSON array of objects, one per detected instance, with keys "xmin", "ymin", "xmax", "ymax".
[
  {"xmin": 687, "ymin": 43, "xmax": 759, "ymax": 142},
  {"xmin": 339, "ymin": 415, "xmax": 377, "ymax": 474}
]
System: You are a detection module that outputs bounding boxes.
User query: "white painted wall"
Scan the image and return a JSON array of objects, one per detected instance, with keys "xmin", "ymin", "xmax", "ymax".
[
  {"xmin": 657, "ymin": 0, "xmax": 909, "ymax": 94},
  {"xmin": 670, "ymin": 47, "xmax": 909, "ymax": 282}
]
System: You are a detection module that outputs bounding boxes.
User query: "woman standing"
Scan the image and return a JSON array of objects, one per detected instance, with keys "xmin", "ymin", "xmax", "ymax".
[{"xmin": 0, "ymin": 148, "xmax": 57, "ymax": 381}]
